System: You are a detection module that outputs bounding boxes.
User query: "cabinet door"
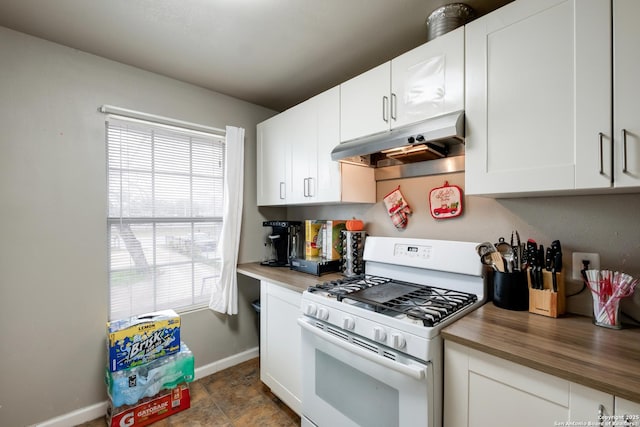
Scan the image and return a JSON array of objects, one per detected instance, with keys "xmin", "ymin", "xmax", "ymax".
[
  {"xmin": 288, "ymin": 100, "xmax": 315, "ymax": 204},
  {"xmin": 257, "ymin": 115, "xmax": 289, "ymax": 205},
  {"xmin": 340, "ymin": 62, "xmax": 391, "ymax": 142},
  {"xmin": 615, "ymin": 397, "xmax": 640, "ymax": 425},
  {"xmin": 465, "ymin": 0, "xmax": 611, "ymax": 195},
  {"xmin": 290, "ymin": 87, "xmax": 341, "ymax": 204},
  {"xmin": 569, "ymin": 383, "xmax": 614, "ymax": 423},
  {"xmin": 391, "ymin": 26, "xmax": 464, "ymax": 129},
  {"xmin": 312, "ymin": 86, "xmax": 342, "ymax": 203},
  {"xmin": 613, "ymin": 0, "xmax": 640, "ymax": 188},
  {"xmin": 260, "ymin": 281, "xmax": 302, "ymax": 415}
]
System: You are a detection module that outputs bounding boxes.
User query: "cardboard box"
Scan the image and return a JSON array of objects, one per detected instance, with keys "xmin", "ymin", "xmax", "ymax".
[
  {"xmin": 305, "ymin": 220, "xmax": 324, "ymax": 258},
  {"xmin": 107, "ymin": 383, "xmax": 190, "ymax": 427},
  {"xmin": 321, "ymin": 220, "xmax": 347, "ymax": 260},
  {"xmin": 107, "ymin": 310, "xmax": 180, "ymax": 372}
]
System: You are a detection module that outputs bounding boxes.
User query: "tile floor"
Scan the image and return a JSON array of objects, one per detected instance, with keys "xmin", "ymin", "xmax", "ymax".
[{"xmin": 77, "ymin": 358, "xmax": 300, "ymax": 426}]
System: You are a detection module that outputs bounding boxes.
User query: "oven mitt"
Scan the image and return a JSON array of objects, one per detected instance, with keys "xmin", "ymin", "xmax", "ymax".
[
  {"xmin": 429, "ymin": 181, "xmax": 463, "ymax": 219},
  {"xmin": 383, "ymin": 186, "xmax": 412, "ymax": 229}
]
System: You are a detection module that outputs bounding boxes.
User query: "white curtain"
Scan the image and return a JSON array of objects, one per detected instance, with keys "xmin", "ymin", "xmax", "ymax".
[{"xmin": 209, "ymin": 126, "xmax": 245, "ymax": 314}]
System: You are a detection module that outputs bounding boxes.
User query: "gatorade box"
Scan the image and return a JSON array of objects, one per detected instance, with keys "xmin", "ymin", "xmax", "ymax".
[
  {"xmin": 107, "ymin": 309, "xmax": 180, "ymax": 372},
  {"xmin": 107, "ymin": 383, "xmax": 190, "ymax": 427}
]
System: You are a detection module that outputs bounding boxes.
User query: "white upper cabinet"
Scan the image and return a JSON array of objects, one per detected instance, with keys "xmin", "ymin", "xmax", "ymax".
[
  {"xmin": 257, "ymin": 87, "xmax": 375, "ymax": 206},
  {"xmin": 391, "ymin": 27, "xmax": 464, "ymax": 130},
  {"xmin": 340, "ymin": 26, "xmax": 464, "ymax": 143},
  {"xmin": 257, "ymin": 110, "xmax": 291, "ymax": 206},
  {"xmin": 340, "ymin": 63, "xmax": 391, "ymax": 142},
  {"xmin": 613, "ymin": 0, "xmax": 640, "ymax": 188},
  {"xmin": 465, "ymin": 0, "xmax": 612, "ymax": 196}
]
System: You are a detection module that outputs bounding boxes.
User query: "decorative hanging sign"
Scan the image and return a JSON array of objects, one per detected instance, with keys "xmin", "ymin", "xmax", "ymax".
[
  {"xmin": 383, "ymin": 186, "xmax": 412, "ymax": 229},
  {"xmin": 429, "ymin": 181, "xmax": 463, "ymax": 219}
]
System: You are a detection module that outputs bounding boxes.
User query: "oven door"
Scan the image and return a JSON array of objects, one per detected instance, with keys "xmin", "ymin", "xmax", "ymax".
[{"xmin": 298, "ymin": 317, "xmax": 433, "ymax": 427}]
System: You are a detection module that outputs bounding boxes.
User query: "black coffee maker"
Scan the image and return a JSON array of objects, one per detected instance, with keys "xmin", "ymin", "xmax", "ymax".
[{"xmin": 261, "ymin": 221, "xmax": 302, "ymax": 267}]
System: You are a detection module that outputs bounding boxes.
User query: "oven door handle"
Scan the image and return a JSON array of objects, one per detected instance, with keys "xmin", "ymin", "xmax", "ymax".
[{"xmin": 298, "ymin": 318, "xmax": 427, "ymax": 381}]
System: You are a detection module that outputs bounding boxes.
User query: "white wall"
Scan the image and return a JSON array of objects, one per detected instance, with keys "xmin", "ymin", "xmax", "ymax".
[{"xmin": 0, "ymin": 27, "xmax": 278, "ymax": 426}]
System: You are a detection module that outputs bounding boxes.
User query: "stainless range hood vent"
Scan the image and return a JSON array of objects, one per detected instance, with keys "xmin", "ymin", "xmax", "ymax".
[{"xmin": 331, "ymin": 110, "xmax": 465, "ymax": 180}]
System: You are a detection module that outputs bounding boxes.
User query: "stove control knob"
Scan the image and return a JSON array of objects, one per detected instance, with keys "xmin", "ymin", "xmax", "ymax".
[
  {"xmin": 390, "ymin": 333, "xmax": 406, "ymax": 349},
  {"xmin": 304, "ymin": 304, "xmax": 317, "ymax": 317},
  {"xmin": 317, "ymin": 307, "xmax": 330, "ymax": 321},
  {"xmin": 342, "ymin": 316, "xmax": 355, "ymax": 330},
  {"xmin": 373, "ymin": 327, "xmax": 387, "ymax": 342}
]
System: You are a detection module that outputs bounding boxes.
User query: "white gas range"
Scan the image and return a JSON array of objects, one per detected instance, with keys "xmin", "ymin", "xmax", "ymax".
[{"xmin": 298, "ymin": 236, "xmax": 487, "ymax": 427}]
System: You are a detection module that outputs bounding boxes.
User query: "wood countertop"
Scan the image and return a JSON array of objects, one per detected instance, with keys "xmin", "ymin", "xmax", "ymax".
[
  {"xmin": 237, "ymin": 262, "xmax": 343, "ymax": 293},
  {"xmin": 442, "ymin": 303, "xmax": 640, "ymax": 403}
]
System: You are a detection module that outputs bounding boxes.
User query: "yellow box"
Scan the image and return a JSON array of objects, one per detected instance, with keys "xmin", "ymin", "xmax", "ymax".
[{"xmin": 305, "ymin": 220, "xmax": 324, "ymax": 258}]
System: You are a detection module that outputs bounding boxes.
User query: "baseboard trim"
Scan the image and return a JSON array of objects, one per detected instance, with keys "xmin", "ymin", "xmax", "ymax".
[
  {"xmin": 34, "ymin": 347, "xmax": 260, "ymax": 427},
  {"xmin": 194, "ymin": 346, "xmax": 259, "ymax": 380},
  {"xmin": 32, "ymin": 401, "xmax": 109, "ymax": 427}
]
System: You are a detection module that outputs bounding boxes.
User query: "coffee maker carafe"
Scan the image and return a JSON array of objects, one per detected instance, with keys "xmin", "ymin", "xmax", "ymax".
[{"xmin": 261, "ymin": 221, "xmax": 302, "ymax": 266}]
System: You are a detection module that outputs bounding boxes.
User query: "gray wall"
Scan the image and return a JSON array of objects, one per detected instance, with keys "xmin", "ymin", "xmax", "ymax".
[
  {"xmin": 0, "ymin": 27, "xmax": 278, "ymax": 426},
  {"xmin": 288, "ymin": 172, "xmax": 640, "ymax": 318}
]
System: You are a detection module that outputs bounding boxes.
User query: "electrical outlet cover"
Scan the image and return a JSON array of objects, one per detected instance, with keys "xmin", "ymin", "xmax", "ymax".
[{"xmin": 572, "ymin": 252, "xmax": 600, "ymax": 280}]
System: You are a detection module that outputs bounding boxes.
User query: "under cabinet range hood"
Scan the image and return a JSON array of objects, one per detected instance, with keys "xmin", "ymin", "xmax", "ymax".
[{"xmin": 331, "ymin": 110, "xmax": 465, "ymax": 180}]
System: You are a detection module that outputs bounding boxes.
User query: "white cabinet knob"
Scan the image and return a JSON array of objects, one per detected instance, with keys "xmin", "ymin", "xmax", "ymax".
[
  {"xmin": 317, "ymin": 307, "xmax": 329, "ymax": 321},
  {"xmin": 390, "ymin": 332, "xmax": 406, "ymax": 349},
  {"xmin": 373, "ymin": 327, "xmax": 387, "ymax": 342},
  {"xmin": 342, "ymin": 316, "xmax": 355, "ymax": 330},
  {"xmin": 304, "ymin": 304, "xmax": 317, "ymax": 316}
]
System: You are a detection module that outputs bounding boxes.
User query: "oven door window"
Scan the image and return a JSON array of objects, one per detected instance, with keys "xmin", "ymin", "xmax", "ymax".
[{"xmin": 301, "ymin": 323, "xmax": 432, "ymax": 427}]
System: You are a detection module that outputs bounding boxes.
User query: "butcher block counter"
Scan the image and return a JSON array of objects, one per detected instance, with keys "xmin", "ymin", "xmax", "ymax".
[
  {"xmin": 237, "ymin": 262, "xmax": 342, "ymax": 293},
  {"xmin": 442, "ymin": 303, "xmax": 640, "ymax": 404}
]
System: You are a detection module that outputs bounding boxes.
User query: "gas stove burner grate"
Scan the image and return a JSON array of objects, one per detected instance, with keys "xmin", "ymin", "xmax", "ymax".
[
  {"xmin": 382, "ymin": 287, "xmax": 478, "ymax": 326},
  {"xmin": 309, "ymin": 275, "xmax": 391, "ymax": 297},
  {"xmin": 309, "ymin": 275, "xmax": 477, "ymax": 327}
]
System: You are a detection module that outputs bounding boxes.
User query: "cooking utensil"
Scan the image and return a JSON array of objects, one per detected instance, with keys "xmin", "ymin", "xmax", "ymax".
[
  {"xmin": 490, "ymin": 251, "xmax": 506, "ymax": 272},
  {"xmin": 475, "ymin": 241, "xmax": 497, "ymax": 258},
  {"xmin": 476, "ymin": 242, "xmax": 505, "ymax": 272},
  {"xmin": 495, "ymin": 237, "xmax": 514, "ymax": 272},
  {"xmin": 510, "ymin": 230, "xmax": 522, "ymax": 271}
]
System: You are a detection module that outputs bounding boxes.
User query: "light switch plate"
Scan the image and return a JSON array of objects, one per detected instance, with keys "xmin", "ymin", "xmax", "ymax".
[{"xmin": 572, "ymin": 252, "xmax": 600, "ymax": 280}]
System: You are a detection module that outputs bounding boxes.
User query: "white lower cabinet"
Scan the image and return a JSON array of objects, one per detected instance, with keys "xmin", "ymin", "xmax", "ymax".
[
  {"xmin": 260, "ymin": 281, "xmax": 302, "ymax": 415},
  {"xmin": 616, "ymin": 398, "xmax": 640, "ymax": 426},
  {"xmin": 444, "ymin": 341, "xmax": 615, "ymax": 427}
]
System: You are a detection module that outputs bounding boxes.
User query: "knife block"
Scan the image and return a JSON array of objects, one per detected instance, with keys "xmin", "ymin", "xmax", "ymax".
[{"xmin": 528, "ymin": 270, "xmax": 565, "ymax": 318}]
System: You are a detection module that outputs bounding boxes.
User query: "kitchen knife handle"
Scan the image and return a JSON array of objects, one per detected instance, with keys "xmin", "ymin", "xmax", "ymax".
[
  {"xmin": 554, "ymin": 251, "xmax": 563, "ymax": 273},
  {"xmin": 622, "ymin": 128, "xmax": 628, "ymax": 173}
]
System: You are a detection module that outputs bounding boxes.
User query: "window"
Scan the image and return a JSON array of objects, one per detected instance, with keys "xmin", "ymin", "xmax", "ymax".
[{"xmin": 107, "ymin": 117, "xmax": 225, "ymax": 320}]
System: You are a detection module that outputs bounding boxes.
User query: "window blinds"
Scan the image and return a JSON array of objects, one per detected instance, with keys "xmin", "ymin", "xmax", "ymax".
[{"xmin": 107, "ymin": 117, "xmax": 225, "ymax": 320}]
